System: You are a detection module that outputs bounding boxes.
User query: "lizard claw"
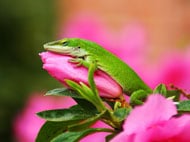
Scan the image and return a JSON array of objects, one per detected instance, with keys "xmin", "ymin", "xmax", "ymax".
[
  {"xmin": 69, "ymin": 58, "xmax": 83, "ymax": 67},
  {"xmin": 69, "ymin": 57, "xmax": 93, "ymax": 68}
]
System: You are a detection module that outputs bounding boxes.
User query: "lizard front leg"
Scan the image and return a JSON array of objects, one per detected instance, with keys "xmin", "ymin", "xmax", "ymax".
[{"xmin": 69, "ymin": 56, "xmax": 96, "ymax": 69}]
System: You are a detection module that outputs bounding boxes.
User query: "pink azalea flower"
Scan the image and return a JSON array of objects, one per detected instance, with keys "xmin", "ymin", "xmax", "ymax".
[
  {"xmin": 13, "ymin": 93, "xmax": 76, "ymax": 142},
  {"xmin": 39, "ymin": 51, "xmax": 122, "ymax": 98},
  {"xmin": 111, "ymin": 94, "xmax": 190, "ymax": 142}
]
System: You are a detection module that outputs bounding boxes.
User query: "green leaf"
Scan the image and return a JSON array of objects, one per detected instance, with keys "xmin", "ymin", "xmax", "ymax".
[
  {"xmin": 45, "ymin": 88, "xmax": 83, "ymax": 99},
  {"xmin": 37, "ymin": 105, "xmax": 97, "ymax": 122},
  {"xmin": 65, "ymin": 80, "xmax": 94, "ymax": 102},
  {"xmin": 80, "ymin": 82, "xmax": 97, "ymax": 99},
  {"xmin": 106, "ymin": 133, "xmax": 119, "ymax": 142},
  {"xmin": 68, "ymin": 110, "xmax": 106, "ymax": 131},
  {"xmin": 79, "ymin": 82, "xmax": 106, "ymax": 111},
  {"xmin": 65, "ymin": 79, "xmax": 106, "ymax": 112},
  {"xmin": 153, "ymin": 84, "xmax": 181, "ymax": 101},
  {"xmin": 45, "ymin": 87, "xmax": 97, "ymax": 111},
  {"xmin": 177, "ymin": 100, "xmax": 190, "ymax": 112},
  {"xmin": 153, "ymin": 84, "xmax": 167, "ymax": 96},
  {"xmin": 166, "ymin": 90, "xmax": 180, "ymax": 101},
  {"xmin": 51, "ymin": 128, "xmax": 112, "ymax": 142},
  {"xmin": 73, "ymin": 98, "xmax": 98, "ymax": 113},
  {"xmin": 130, "ymin": 90, "xmax": 148, "ymax": 106},
  {"xmin": 36, "ymin": 121, "xmax": 78, "ymax": 142},
  {"xmin": 113, "ymin": 108, "xmax": 130, "ymax": 121}
]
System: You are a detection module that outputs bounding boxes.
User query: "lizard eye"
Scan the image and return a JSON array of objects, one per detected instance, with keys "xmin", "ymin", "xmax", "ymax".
[{"xmin": 62, "ymin": 41, "xmax": 68, "ymax": 46}]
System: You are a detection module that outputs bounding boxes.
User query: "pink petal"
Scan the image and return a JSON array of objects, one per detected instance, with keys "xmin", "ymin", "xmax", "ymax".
[
  {"xmin": 123, "ymin": 94, "xmax": 177, "ymax": 134},
  {"xmin": 135, "ymin": 114, "xmax": 190, "ymax": 142},
  {"xmin": 40, "ymin": 52, "xmax": 122, "ymax": 98},
  {"xmin": 168, "ymin": 115, "xmax": 190, "ymax": 141}
]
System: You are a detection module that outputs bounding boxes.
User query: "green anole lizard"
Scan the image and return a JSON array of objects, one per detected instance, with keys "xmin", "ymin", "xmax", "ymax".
[{"xmin": 44, "ymin": 38, "xmax": 152, "ymax": 96}]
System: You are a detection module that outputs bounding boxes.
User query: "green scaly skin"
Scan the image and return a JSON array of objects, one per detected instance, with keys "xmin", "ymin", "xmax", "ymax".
[{"xmin": 44, "ymin": 38, "xmax": 152, "ymax": 96}]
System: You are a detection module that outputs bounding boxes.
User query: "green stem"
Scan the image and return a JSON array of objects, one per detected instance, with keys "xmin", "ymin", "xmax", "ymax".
[{"xmin": 101, "ymin": 110, "xmax": 123, "ymax": 129}]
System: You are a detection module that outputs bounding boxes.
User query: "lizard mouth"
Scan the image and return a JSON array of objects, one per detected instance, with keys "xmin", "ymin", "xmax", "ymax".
[
  {"xmin": 43, "ymin": 40, "xmax": 87, "ymax": 57},
  {"xmin": 43, "ymin": 40, "xmax": 70, "ymax": 53},
  {"xmin": 44, "ymin": 44, "xmax": 72, "ymax": 54}
]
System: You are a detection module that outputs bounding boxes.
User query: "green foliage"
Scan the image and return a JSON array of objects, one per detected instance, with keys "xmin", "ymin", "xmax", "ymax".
[
  {"xmin": 45, "ymin": 88, "xmax": 82, "ymax": 98},
  {"xmin": 51, "ymin": 128, "xmax": 112, "ymax": 142},
  {"xmin": 37, "ymin": 105, "xmax": 97, "ymax": 122},
  {"xmin": 36, "ymin": 121, "xmax": 78, "ymax": 142},
  {"xmin": 113, "ymin": 108, "xmax": 130, "ymax": 121},
  {"xmin": 65, "ymin": 80, "xmax": 106, "ymax": 112},
  {"xmin": 153, "ymin": 84, "xmax": 180, "ymax": 101},
  {"xmin": 130, "ymin": 90, "xmax": 149, "ymax": 106},
  {"xmin": 166, "ymin": 90, "xmax": 180, "ymax": 101},
  {"xmin": 36, "ymin": 77, "xmax": 124, "ymax": 141},
  {"xmin": 68, "ymin": 110, "xmax": 106, "ymax": 131},
  {"xmin": 46, "ymin": 87, "xmax": 98, "ymax": 114},
  {"xmin": 177, "ymin": 100, "xmax": 190, "ymax": 112},
  {"xmin": 153, "ymin": 84, "xmax": 167, "ymax": 96}
]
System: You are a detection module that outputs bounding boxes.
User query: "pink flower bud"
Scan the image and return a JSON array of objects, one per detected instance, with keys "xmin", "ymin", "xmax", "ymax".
[{"xmin": 39, "ymin": 51, "xmax": 122, "ymax": 98}]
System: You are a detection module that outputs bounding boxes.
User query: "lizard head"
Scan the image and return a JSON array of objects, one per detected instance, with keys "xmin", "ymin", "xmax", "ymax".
[{"xmin": 44, "ymin": 38, "xmax": 88, "ymax": 57}]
